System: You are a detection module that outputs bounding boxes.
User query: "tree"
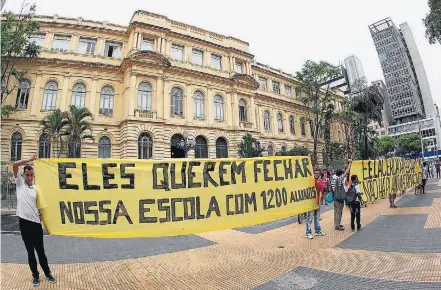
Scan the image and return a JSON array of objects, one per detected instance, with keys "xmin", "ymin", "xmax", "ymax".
[
  {"xmin": 237, "ymin": 133, "xmax": 263, "ymax": 158},
  {"xmin": 329, "ymin": 141, "xmax": 345, "ymax": 161},
  {"xmin": 335, "ymin": 99, "xmax": 357, "ymax": 159},
  {"xmin": 351, "ymin": 79, "xmax": 384, "ymax": 160},
  {"xmin": 377, "ymin": 136, "xmax": 395, "ymax": 157},
  {"xmin": 40, "ymin": 109, "xmax": 69, "ymax": 158},
  {"xmin": 423, "ymin": 0, "xmax": 441, "ymax": 44},
  {"xmin": 279, "ymin": 145, "xmax": 312, "ymax": 156},
  {"xmin": 64, "ymin": 106, "xmax": 94, "ymax": 158},
  {"xmin": 396, "ymin": 133, "xmax": 422, "ymax": 156},
  {"xmin": 296, "ymin": 60, "xmax": 341, "ymax": 165},
  {"xmin": 1, "ymin": 1, "xmax": 40, "ymax": 117},
  {"xmin": 322, "ymin": 103, "xmax": 334, "ymax": 168}
]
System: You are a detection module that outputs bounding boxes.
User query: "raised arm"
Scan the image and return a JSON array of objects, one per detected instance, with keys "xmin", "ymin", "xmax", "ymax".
[
  {"xmin": 342, "ymin": 159, "xmax": 352, "ymax": 179},
  {"xmin": 12, "ymin": 154, "xmax": 37, "ymax": 178}
]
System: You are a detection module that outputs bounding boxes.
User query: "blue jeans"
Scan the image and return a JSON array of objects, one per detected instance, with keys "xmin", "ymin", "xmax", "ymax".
[{"xmin": 306, "ymin": 207, "xmax": 321, "ymax": 234}]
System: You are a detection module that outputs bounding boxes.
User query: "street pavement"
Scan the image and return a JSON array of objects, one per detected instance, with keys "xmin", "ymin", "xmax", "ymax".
[{"xmin": 1, "ymin": 179, "xmax": 441, "ymax": 289}]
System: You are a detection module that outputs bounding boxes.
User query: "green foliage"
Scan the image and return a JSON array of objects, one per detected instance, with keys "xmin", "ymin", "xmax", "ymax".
[
  {"xmin": 237, "ymin": 134, "xmax": 263, "ymax": 158},
  {"xmin": 334, "ymin": 99, "xmax": 357, "ymax": 159},
  {"xmin": 296, "ymin": 60, "xmax": 341, "ymax": 165},
  {"xmin": 279, "ymin": 145, "xmax": 312, "ymax": 156},
  {"xmin": 424, "ymin": 0, "xmax": 441, "ymax": 44},
  {"xmin": 330, "ymin": 141, "xmax": 346, "ymax": 161},
  {"xmin": 377, "ymin": 136, "xmax": 395, "ymax": 156},
  {"xmin": 1, "ymin": 1, "xmax": 40, "ymax": 106},
  {"xmin": 40, "ymin": 106, "xmax": 94, "ymax": 158},
  {"xmin": 396, "ymin": 133, "xmax": 422, "ymax": 156},
  {"xmin": 40, "ymin": 109, "xmax": 70, "ymax": 158},
  {"xmin": 1, "ymin": 105, "xmax": 15, "ymax": 118}
]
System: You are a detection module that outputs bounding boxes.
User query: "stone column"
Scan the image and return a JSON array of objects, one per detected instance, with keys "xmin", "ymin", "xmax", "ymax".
[
  {"xmin": 59, "ymin": 74, "xmax": 70, "ymax": 111},
  {"xmin": 207, "ymin": 87, "xmax": 213, "ymax": 124},
  {"xmin": 128, "ymin": 73, "xmax": 137, "ymax": 116},
  {"xmin": 89, "ymin": 77, "xmax": 98, "ymax": 115},
  {"xmin": 233, "ymin": 92, "xmax": 239, "ymax": 127},
  {"xmin": 186, "ymin": 83, "xmax": 192, "ymax": 123},
  {"xmin": 226, "ymin": 92, "xmax": 233, "ymax": 127},
  {"xmin": 30, "ymin": 72, "xmax": 42, "ymax": 116},
  {"xmin": 69, "ymin": 35, "xmax": 79, "ymax": 53},
  {"xmin": 156, "ymin": 76, "xmax": 163, "ymax": 119},
  {"xmin": 250, "ymin": 95, "xmax": 257, "ymax": 128}
]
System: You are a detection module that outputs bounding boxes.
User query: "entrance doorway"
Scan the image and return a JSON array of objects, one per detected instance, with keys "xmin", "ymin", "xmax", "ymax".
[{"xmin": 171, "ymin": 134, "xmax": 186, "ymax": 158}]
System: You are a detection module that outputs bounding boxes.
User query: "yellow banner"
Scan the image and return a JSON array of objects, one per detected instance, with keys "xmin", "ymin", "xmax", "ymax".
[
  {"xmin": 350, "ymin": 158, "xmax": 422, "ymax": 203},
  {"xmin": 35, "ymin": 156, "xmax": 318, "ymax": 238}
]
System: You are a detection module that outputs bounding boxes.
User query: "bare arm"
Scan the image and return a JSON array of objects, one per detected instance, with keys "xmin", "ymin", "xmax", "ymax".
[
  {"xmin": 12, "ymin": 154, "xmax": 36, "ymax": 177},
  {"xmin": 342, "ymin": 159, "xmax": 352, "ymax": 179}
]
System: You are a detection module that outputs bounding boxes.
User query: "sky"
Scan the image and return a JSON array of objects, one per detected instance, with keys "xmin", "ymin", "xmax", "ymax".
[{"xmin": 3, "ymin": 0, "xmax": 441, "ymax": 106}]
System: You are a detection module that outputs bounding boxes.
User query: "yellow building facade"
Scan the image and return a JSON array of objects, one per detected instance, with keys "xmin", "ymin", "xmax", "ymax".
[{"xmin": 1, "ymin": 11, "xmax": 345, "ymax": 162}]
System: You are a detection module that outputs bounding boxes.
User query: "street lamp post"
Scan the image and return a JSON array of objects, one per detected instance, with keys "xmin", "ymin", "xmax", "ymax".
[{"xmin": 176, "ymin": 132, "xmax": 195, "ymax": 157}]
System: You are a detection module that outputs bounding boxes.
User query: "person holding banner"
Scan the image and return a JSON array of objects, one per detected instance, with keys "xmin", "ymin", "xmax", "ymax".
[
  {"xmin": 333, "ymin": 160, "xmax": 352, "ymax": 231},
  {"xmin": 306, "ymin": 170, "xmax": 327, "ymax": 239},
  {"xmin": 13, "ymin": 154, "xmax": 56, "ymax": 287}
]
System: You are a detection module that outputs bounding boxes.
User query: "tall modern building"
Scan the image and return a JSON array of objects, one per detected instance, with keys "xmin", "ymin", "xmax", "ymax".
[
  {"xmin": 370, "ymin": 18, "xmax": 440, "ymax": 156},
  {"xmin": 344, "ymin": 55, "xmax": 366, "ymax": 91}
]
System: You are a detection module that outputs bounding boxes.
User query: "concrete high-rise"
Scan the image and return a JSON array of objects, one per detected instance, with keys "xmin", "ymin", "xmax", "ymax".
[
  {"xmin": 369, "ymin": 18, "xmax": 435, "ymax": 124},
  {"xmin": 344, "ymin": 55, "xmax": 366, "ymax": 91},
  {"xmin": 370, "ymin": 18, "xmax": 439, "ymax": 157}
]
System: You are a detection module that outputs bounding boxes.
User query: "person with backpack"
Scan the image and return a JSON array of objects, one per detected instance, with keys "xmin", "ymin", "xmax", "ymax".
[
  {"xmin": 346, "ymin": 175, "xmax": 362, "ymax": 232},
  {"xmin": 333, "ymin": 159, "xmax": 352, "ymax": 231}
]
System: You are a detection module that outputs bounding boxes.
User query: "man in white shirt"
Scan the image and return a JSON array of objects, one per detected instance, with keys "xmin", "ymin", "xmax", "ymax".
[{"xmin": 13, "ymin": 154, "xmax": 56, "ymax": 287}]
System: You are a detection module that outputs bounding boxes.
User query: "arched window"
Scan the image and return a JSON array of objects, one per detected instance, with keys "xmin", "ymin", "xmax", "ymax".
[
  {"xmin": 38, "ymin": 133, "xmax": 51, "ymax": 158},
  {"xmin": 238, "ymin": 99, "xmax": 247, "ymax": 122},
  {"xmin": 193, "ymin": 91, "xmax": 204, "ymax": 118},
  {"xmin": 10, "ymin": 132, "xmax": 22, "ymax": 161},
  {"xmin": 263, "ymin": 110, "xmax": 271, "ymax": 131},
  {"xmin": 281, "ymin": 145, "xmax": 287, "ymax": 153},
  {"xmin": 68, "ymin": 137, "xmax": 81, "ymax": 158},
  {"xmin": 214, "ymin": 95, "xmax": 224, "ymax": 120},
  {"xmin": 289, "ymin": 115, "xmax": 295, "ymax": 134},
  {"xmin": 216, "ymin": 137, "xmax": 228, "ymax": 158},
  {"xmin": 171, "ymin": 87, "xmax": 183, "ymax": 116},
  {"xmin": 301, "ymin": 118, "xmax": 306, "ymax": 136},
  {"xmin": 195, "ymin": 136, "xmax": 208, "ymax": 158},
  {"xmin": 138, "ymin": 132, "xmax": 153, "ymax": 159},
  {"xmin": 138, "ymin": 82, "xmax": 152, "ymax": 111},
  {"xmin": 98, "ymin": 136, "xmax": 111, "ymax": 158},
  {"xmin": 71, "ymin": 83, "xmax": 86, "ymax": 109},
  {"xmin": 16, "ymin": 79, "xmax": 31, "ymax": 109},
  {"xmin": 267, "ymin": 145, "xmax": 274, "ymax": 156},
  {"xmin": 42, "ymin": 81, "xmax": 58, "ymax": 111},
  {"xmin": 99, "ymin": 86, "xmax": 114, "ymax": 115},
  {"xmin": 277, "ymin": 113, "xmax": 284, "ymax": 132}
]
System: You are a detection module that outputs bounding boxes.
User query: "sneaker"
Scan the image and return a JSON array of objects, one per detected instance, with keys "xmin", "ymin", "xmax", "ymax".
[
  {"xmin": 392, "ymin": 205, "xmax": 398, "ymax": 208},
  {"xmin": 46, "ymin": 274, "xmax": 56, "ymax": 284},
  {"xmin": 335, "ymin": 226, "xmax": 345, "ymax": 231},
  {"xmin": 315, "ymin": 231, "xmax": 326, "ymax": 236},
  {"xmin": 352, "ymin": 229, "xmax": 355, "ymax": 232},
  {"xmin": 306, "ymin": 233, "xmax": 313, "ymax": 239},
  {"xmin": 357, "ymin": 228, "xmax": 361, "ymax": 231},
  {"xmin": 33, "ymin": 277, "xmax": 39, "ymax": 287}
]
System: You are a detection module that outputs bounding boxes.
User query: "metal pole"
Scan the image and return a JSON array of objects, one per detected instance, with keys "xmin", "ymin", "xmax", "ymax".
[{"xmin": 418, "ymin": 119, "xmax": 424, "ymax": 160}]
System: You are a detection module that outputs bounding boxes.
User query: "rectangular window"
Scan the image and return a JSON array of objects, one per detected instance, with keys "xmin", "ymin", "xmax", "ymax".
[
  {"xmin": 235, "ymin": 62, "xmax": 243, "ymax": 73},
  {"xmin": 172, "ymin": 44, "xmax": 184, "ymax": 61},
  {"xmin": 192, "ymin": 49, "xmax": 203, "ymax": 65},
  {"xmin": 51, "ymin": 35, "xmax": 71, "ymax": 52},
  {"xmin": 211, "ymin": 54, "xmax": 222, "ymax": 70},
  {"xmin": 77, "ymin": 38, "xmax": 97, "ymax": 55},
  {"xmin": 29, "ymin": 34, "xmax": 46, "ymax": 47},
  {"xmin": 259, "ymin": 77, "xmax": 267, "ymax": 90},
  {"xmin": 285, "ymin": 85, "xmax": 292, "ymax": 97},
  {"xmin": 273, "ymin": 81, "xmax": 280, "ymax": 94},
  {"xmin": 104, "ymin": 41, "xmax": 122, "ymax": 58},
  {"xmin": 141, "ymin": 38, "xmax": 154, "ymax": 51}
]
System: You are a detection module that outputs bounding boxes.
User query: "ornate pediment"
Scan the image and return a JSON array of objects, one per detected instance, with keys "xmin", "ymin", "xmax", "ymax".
[
  {"xmin": 231, "ymin": 73, "xmax": 259, "ymax": 90},
  {"xmin": 125, "ymin": 51, "xmax": 171, "ymax": 67}
]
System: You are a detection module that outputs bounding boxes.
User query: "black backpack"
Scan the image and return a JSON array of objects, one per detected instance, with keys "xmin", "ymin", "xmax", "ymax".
[{"xmin": 346, "ymin": 185, "xmax": 357, "ymax": 204}]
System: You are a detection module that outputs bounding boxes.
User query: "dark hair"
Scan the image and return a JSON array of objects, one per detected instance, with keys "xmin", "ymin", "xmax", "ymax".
[
  {"xmin": 336, "ymin": 169, "xmax": 344, "ymax": 176},
  {"xmin": 351, "ymin": 175, "xmax": 358, "ymax": 182},
  {"xmin": 23, "ymin": 165, "xmax": 33, "ymax": 173}
]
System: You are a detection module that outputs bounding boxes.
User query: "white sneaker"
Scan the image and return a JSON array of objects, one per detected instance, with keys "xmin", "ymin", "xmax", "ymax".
[
  {"xmin": 315, "ymin": 232, "xmax": 326, "ymax": 236},
  {"xmin": 306, "ymin": 233, "xmax": 313, "ymax": 239}
]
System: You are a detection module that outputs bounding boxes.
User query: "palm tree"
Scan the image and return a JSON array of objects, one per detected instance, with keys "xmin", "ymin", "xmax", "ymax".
[
  {"xmin": 40, "ymin": 109, "xmax": 69, "ymax": 158},
  {"xmin": 64, "ymin": 105, "xmax": 94, "ymax": 158}
]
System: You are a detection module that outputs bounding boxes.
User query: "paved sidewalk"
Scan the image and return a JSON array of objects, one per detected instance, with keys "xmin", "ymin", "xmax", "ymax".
[{"xmin": 2, "ymin": 179, "xmax": 441, "ymax": 289}]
